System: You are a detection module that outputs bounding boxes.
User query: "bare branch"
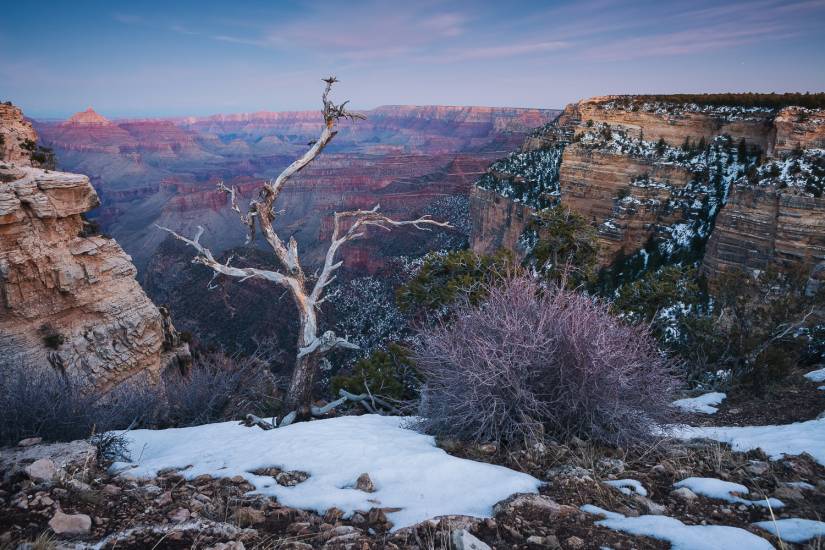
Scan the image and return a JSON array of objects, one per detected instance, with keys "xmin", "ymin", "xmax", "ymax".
[
  {"xmin": 155, "ymin": 224, "xmax": 294, "ymax": 288},
  {"xmin": 297, "ymin": 330, "xmax": 359, "ymax": 359}
]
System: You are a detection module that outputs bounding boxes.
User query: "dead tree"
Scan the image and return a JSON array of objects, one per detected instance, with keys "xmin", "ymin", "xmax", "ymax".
[{"xmin": 158, "ymin": 77, "xmax": 449, "ymax": 424}]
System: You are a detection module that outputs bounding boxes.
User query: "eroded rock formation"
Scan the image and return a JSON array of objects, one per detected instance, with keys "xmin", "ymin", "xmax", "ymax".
[
  {"xmin": 471, "ymin": 96, "xmax": 825, "ymax": 281},
  {"xmin": 0, "ymin": 108, "xmax": 188, "ymax": 392}
]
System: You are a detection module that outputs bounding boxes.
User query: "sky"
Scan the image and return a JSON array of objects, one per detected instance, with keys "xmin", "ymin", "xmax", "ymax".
[{"xmin": 2, "ymin": 0, "xmax": 824, "ymax": 118}]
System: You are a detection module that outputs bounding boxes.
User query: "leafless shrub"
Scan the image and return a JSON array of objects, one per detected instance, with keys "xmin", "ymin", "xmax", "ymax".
[
  {"xmin": 164, "ymin": 350, "xmax": 280, "ymax": 427},
  {"xmin": 414, "ymin": 275, "xmax": 681, "ymax": 447}
]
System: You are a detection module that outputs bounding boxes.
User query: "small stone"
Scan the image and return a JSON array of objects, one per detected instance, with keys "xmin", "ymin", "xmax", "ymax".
[
  {"xmin": 24, "ymin": 458, "xmax": 57, "ymax": 482},
  {"xmin": 478, "ymin": 443, "xmax": 497, "ymax": 455},
  {"xmin": 651, "ymin": 463, "xmax": 672, "ymax": 476},
  {"xmin": 527, "ymin": 534, "xmax": 561, "ymax": 548},
  {"xmin": 774, "ymin": 486, "xmax": 804, "ymax": 501},
  {"xmin": 355, "ymin": 473, "xmax": 375, "ymax": 493},
  {"xmin": 745, "ymin": 460, "xmax": 769, "ymax": 476},
  {"xmin": 167, "ymin": 507, "xmax": 190, "ymax": 522},
  {"xmin": 565, "ymin": 536, "xmax": 585, "ymax": 549},
  {"xmin": 451, "ymin": 528, "xmax": 491, "ymax": 550},
  {"xmin": 17, "ymin": 437, "xmax": 43, "ymax": 447},
  {"xmin": 48, "ymin": 510, "xmax": 92, "ymax": 535},
  {"xmin": 597, "ymin": 457, "xmax": 625, "ymax": 475},
  {"xmin": 276, "ymin": 470, "xmax": 309, "ymax": 486},
  {"xmin": 155, "ymin": 491, "xmax": 173, "ymax": 506},
  {"xmin": 102, "ymin": 484, "xmax": 122, "ymax": 496},
  {"xmin": 235, "ymin": 506, "xmax": 266, "ymax": 526},
  {"xmin": 634, "ymin": 495, "xmax": 667, "ymax": 515},
  {"xmin": 671, "ymin": 487, "xmax": 698, "ymax": 501}
]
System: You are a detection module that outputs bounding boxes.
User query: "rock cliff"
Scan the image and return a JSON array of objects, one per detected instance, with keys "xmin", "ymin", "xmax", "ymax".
[
  {"xmin": 0, "ymin": 109, "xmax": 188, "ymax": 392},
  {"xmin": 471, "ymin": 95, "xmax": 825, "ymax": 282}
]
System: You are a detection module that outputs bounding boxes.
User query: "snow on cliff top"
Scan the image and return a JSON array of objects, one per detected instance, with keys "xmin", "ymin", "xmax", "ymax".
[{"xmin": 111, "ymin": 414, "xmax": 540, "ymax": 530}]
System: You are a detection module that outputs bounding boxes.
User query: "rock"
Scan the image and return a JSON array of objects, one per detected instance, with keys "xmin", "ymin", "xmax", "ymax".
[
  {"xmin": 527, "ymin": 534, "xmax": 561, "ymax": 548},
  {"xmin": 494, "ymin": 493, "xmax": 577, "ymax": 521},
  {"xmin": 546, "ymin": 465, "xmax": 593, "ymax": 479},
  {"xmin": 451, "ymin": 529, "xmax": 491, "ymax": 550},
  {"xmin": 24, "ymin": 458, "xmax": 57, "ymax": 482},
  {"xmin": 235, "ymin": 506, "xmax": 266, "ymax": 526},
  {"xmin": 206, "ymin": 543, "xmax": 245, "ymax": 550},
  {"xmin": 167, "ymin": 507, "xmax": 191, "ymax": 522},
  {"xmin": 671, "ymin": 487, "xmax": 698, "ymax": 501},
  {"xmin": 276, "ymin": 470, "xmax": 309, "ymax": 486},
  {"xmin": 651, "ymin": 463, "xmax": 673, "ymax": 476},
  {"xmin": 773, "ymin": 485, "xmax": 805, "ymax": 501},
  {"xmin": 634, "ymin": 495, "xmax": 667, "ymax": 515},
  {"xmin": 48, "ymin": 510, "xmax": 92, "ymax": 535},
  {"xmin": 0, "ymin": 105, "xmax": 190, "ymax": 391},
  {"xmin": 17, "ymin": 437, "xmax": 42, "ymax": 447},
  {"xmin": 355, "ymin": 472, "xmax": 375, "ymax": 493},
  {"xmin": 155, "ymin": 491, "xmax": 173, "ymax": 506},
  {"xmin": 565, "ymin": 536, "xmax": 585, "ymax": 549},
  {"xmin": 745, "ymin": 460, "xmax": 769, "ymax": 476},
  {"xmin": 102, "ymin": 484, "xmax": 122, "ymax": 496},
  {"xmin": 478, "ymin": 443, "xmax": 497, "ymax": 455},
  {"xmin": 597, "ymin": 457, "xmax": 625, "ymax": 475}
]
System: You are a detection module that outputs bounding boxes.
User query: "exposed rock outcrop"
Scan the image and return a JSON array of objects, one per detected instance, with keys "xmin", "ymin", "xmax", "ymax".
[
  {"xmin": 471, "ymin": 95, "xmax": 825, "ymax": 280},
  {"xmin": 0, "ymin": 108, "xmax": 188, "ymax": 392},
  {"xmin": 0, "ymin": 103, "xmax": 38, "ymax": 165}
]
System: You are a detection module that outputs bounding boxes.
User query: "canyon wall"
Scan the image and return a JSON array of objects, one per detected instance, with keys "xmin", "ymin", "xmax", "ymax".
[
  {"xmin": 0, "ymin": 109, "xmax": 188, "ymax": 392},
  {"xmin": 471, "ymin": 95, "xmax": 825, "ymax": 281}
]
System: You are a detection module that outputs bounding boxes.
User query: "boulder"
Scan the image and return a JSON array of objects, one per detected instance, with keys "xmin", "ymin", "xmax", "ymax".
[
  {"xmin": 24, "ymin": 458, "xmax": 57, "ymax": 482},
  {"xmin": 451, "ymin": 529, "xmax": 491, "ymax": 550},
  {"xmin": 48, "ymin": 510, "xmax": 92, "ymax": 535}
]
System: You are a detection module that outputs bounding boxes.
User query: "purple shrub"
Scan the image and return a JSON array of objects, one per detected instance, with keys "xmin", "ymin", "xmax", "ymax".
[{"xmin": 414, "ymin": 275, "xmax": 681, "ymax": 447}]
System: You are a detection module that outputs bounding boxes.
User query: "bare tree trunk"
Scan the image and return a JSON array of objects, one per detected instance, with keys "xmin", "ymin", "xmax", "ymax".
[{"xmin": 285, "ymin": 353, "xmax": 319, "ymax": 418}]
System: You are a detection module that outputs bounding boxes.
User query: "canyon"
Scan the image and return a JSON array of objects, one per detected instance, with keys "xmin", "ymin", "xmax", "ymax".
[
  {"xmin": 471, "ymin": 96, "xmax": 825, "ymax": 283},
  {"xmin": 0, "ymin": 104, "xmax": 189, "ymax": 392},
  {"xmin": 30, "ymin": 104, "xmax": 558, "ymax": 352}
]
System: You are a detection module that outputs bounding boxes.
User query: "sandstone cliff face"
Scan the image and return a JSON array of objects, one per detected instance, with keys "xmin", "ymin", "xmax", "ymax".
[
  {"xmin": 471, "ymin": 95, "xmax": 825, "ymax": 280},
  {"xmin": 0, "ymin": 103, "xmax": 38, "ymax": 164},
  {"xmin": 0, "ymin": 112, "xmax": 188, "ymax": 391}
]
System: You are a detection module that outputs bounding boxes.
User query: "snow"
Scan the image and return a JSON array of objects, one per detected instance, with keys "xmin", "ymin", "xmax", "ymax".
[
  {"xmin": 672, "ymin": 392, "xmax": 726, "ymax": 414},
  {"xmin": 582, "ymin": 504, "xmax": 774, "ymax": 550},
  {"xmin": 673, "ymin": 477, "xmax": 784, "ymax": 509},
  {"xmin": 668, "ymin": 416, "xmax": 825, "ymax": 465},
  {"xmin": 753, "ymin": 518, "xmax": 825, "ymax": 543},
  {"xmin": 804, "ymin": 367, "xmax": 825, "ymax": 383},
  {"xmin": 604, "ymin": 479, "xmax": 648, "ymax": 497},
  {"xmin": 110, "ymin": 415, "xmax": 541, "ymax": 530}
]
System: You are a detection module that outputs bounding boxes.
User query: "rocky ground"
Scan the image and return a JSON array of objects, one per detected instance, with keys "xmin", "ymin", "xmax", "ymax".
[{"xmin": 1, "ymin": 371, "xmax": 824, "ymax": 549}]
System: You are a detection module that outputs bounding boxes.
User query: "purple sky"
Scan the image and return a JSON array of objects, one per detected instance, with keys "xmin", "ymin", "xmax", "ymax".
[{"xmin": 3, "ymin": 0, "xmax": 824, "ymax": 118}]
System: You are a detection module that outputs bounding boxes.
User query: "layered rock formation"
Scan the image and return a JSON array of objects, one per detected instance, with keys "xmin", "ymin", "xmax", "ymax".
[
  {"xmin": 0, "ymin": 103, "xmax": 38, "ymax": 164},
  {"xmin": 471, "ymin": 95, "xmax": 825, "ymax": 282},
  {"xmin": 0, "ymin": 110, "xmax": 188, "ymax": 392}
]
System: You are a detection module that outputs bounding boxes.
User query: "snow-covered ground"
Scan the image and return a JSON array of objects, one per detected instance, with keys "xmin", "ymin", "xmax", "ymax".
[
  {"xmin": 111, "ymin": 415, "xmax": 541, "ymax": 530},
  {"xmin": 673, "ymin": 477, "xmax": 783, "ymax": 509},
  {"xmin": 581, "ymin": 504, "xmax": 775, "ymax": 550},
  {"xmin": 668, "ymin": 417, "xmax": 825, "ymax": 465},
  {"xmin": 672, "ymin": 392, "xmax": 726, "ymax": 414},
  {"xmin": 753, "ymin": 518, "xmax": 825, "ymax": 543}
]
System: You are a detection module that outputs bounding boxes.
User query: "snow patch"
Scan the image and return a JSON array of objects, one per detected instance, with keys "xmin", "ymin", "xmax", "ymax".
[
  {"xmin": 672, "ymin": 392, "xmax": 726, "ymax": 414},
  {"xmin": 111, "ymin": 415, "xmax": 541, "ymax": 530},
  {"xmin": 667, "ymin": 417, "xmax": 825, "ymax": 465},
  {"xmin": 583, "ymin": 504, "xmax": 775, "ymax": 550},
  {"xmin": 753, "ymin": 518, "xmax": 825, "ymax": 543},
  {"xmin": 804, "ymin": 367, "xmax": 825, "ymax": 383},
  {"xmin": 604, "ymin": 479, "xmax": 648, "ymax": 497},
  {"xmin": 673, "ymin": 477, "xmax": 784, "ymax": 509}
]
